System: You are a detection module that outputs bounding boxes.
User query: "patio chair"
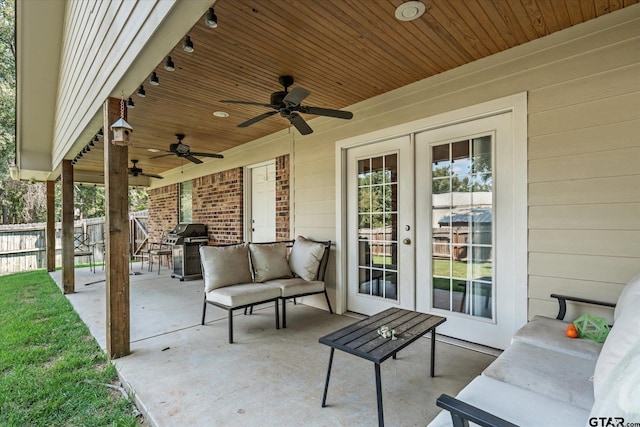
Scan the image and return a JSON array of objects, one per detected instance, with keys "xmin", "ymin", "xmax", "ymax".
[
  {"xmin": 147, "ymin": 231, "xmax": 173, "ymax": 274},
  {"xmin": 74, "ymin": 232, "xmax": 95, "ymax": 273}
]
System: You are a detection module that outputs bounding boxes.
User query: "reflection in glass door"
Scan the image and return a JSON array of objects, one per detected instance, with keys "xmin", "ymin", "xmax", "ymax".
[
  {"xmin": 431, "ymin": 136, "xmax": 494, "ymax": 320},
  {"xmin": 357, "ymin": 154, "xmax": 399, "ymax": 301}
]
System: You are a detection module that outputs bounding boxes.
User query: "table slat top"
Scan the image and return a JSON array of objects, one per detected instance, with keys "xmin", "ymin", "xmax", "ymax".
[{"xmin": 319, "ymin": 308, "xmax": 446, "ymax": 363}]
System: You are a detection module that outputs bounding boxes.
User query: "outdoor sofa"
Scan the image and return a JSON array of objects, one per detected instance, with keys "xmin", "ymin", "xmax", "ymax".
[
  {"xmin": 429, "ymin": 272, "xmax": 640, "ymax": 426},
  {"xmin": 199, "ymin": 236, "xmax": 332, "ymax": 343}
]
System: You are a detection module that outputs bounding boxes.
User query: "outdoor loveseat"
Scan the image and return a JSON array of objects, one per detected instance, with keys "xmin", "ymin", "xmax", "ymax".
[
  {"xmin": 199, "ymin": 236, "xmax": 332, "ymax": 343},
  {"xmin": 429, "ymin": 272, "xmax": 640, "ymax": 426}
]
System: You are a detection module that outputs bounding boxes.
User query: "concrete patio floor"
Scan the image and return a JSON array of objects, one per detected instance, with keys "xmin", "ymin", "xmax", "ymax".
[{"xmin": 50, "ymin": 264, "xmax": 497, "ymax": 427}]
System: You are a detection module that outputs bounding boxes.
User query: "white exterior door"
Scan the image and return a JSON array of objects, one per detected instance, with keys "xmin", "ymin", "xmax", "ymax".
[
  {"xmin": 250, "ymin": 162, "xmax": 276, "ymax": 242},
  {"xmin": 415, "ymin": 113, "xmax": 518, "ymax": 349},
  {"xmin": 346, "ymin": 136, "xmax": 415, "ymax": 315}
]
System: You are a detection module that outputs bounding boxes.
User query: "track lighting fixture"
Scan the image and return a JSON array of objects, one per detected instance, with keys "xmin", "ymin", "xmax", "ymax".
[
  {"xmin": 89, "ymin": 140, "xmax": 95, "ymax": 147},
  {"xmin": 150, "ymin": 72, "xmax": 159, "ymax": 86},
  {"xmin": 164, "ymin": 56, "xmax": 175, "ymax": 71},
  {"xmin": 127, "ymin": 97, "xmax": 135, "ymax": 108},
  {"xmin": 182, "ymin": 35, "xmax": 194, "ymax": 52},
  {"xmin": 137, "ymin": 84, "xmax": 146, "ymax": 97},
  {"xmin": 98, "ymin": 128, "xmax": 104, "ymax": 136},
  {"xmin": 93, "ymin": 135, "xmax": 99, "ymax": 142},
  {"xmin": 205, "ymin": 8, "xmax": 218, "ymax": 28}
]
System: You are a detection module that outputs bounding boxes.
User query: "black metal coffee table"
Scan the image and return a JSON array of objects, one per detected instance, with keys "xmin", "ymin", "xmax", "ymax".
[{"xmin": 319, "ymin": 307, "xmax": 446, "ymax": 427}]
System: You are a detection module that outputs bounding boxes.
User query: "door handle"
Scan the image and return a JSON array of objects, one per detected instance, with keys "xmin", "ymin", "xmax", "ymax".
[{"xmin": 403, "ymin": 238, "xmax": 411, "ymax": 245}]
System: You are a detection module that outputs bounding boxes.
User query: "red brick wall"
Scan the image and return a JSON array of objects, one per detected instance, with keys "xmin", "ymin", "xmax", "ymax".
[
  {"xmin": 275, "ymin": 155, "xmax": 290, "ymax": 240},
  {"xmin": 147, "ymin": 156, "xmax": 290, "ymax": 245},
  {"xmin": 147, "ymin": 184, "xmax": 179, "ymax": 242},
  {"xmin": 192, "ymin": 168, "xmax": 244, "ymax": 244}
]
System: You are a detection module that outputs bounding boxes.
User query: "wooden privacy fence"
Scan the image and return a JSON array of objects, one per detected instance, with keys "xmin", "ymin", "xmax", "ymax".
[{"xmin": 0, "ymin": 211, "xmax": 148, "ymax": 275}]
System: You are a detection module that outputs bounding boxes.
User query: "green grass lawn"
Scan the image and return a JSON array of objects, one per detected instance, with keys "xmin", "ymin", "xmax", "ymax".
[{"xmin": 0, "ymin": 270, "xmax": 140, "ymax": 426}]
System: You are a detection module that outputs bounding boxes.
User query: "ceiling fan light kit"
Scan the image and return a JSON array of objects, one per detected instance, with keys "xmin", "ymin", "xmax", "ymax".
[{"xmin": 221, "ymin": 75, "xmax": 353, "ymax": 135}]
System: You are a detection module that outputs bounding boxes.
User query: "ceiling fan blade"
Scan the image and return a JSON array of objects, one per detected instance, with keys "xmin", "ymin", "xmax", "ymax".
[
  {"xmin": 141, "ymin": 172, "xmax": 164, "ymax": 179},
  {"xmin": 220, "ymin": 100, "xmax": 272, "ymax": 108},
  {"xmin": 288, "ymin": 112, "xmax": 313, "ymax": 135},
  {"xmin": 283, "ymin": 87, "xmax": 310, "ymax": 107},
  {"xmin": 150, "ymin": 153, "xmax": 174, "ymax": 160},
  {"xmin": 238, "ymin": 110, "xmax": 278, "ymax": 127},
  {"xmin": 190, "ymin": 152, "xmax": 224, "ymax": 159},
  {"xmin": 183, "ymin": 154, "xmax": 203, "ymax": 164},
  {"xmin": 299, "ymin": 106, "xmax": 353, "ymax": 120}
]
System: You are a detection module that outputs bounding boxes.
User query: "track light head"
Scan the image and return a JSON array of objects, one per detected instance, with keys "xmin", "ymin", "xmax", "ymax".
[
  {"xmin": 137, "ymin": 84, "xmax": 146, "ymax": 97},
  {"xmin": 182, "ymin": 35, "xmax": 194, "ymax": 53},
  {"xmin": 164, "ymin": 56, "xmax": 175, "ymax": 71},
  {"xmin": 98, "ymin": 128, "xmax": 104, "ymax": 136},
  {"xmin": 150, "ymin": 72, "xmax": 159, "ymax": 86},
  {"xmin": 205, "ymin": 8, "xmax": 218, "ymax": 28},
  {"xmin": 127, "ymin": 97, "xmax": 135, "ymax": 108},
  {"xmin": 93, "ymin": 135, "xmax": 99, "ymax": 142}
]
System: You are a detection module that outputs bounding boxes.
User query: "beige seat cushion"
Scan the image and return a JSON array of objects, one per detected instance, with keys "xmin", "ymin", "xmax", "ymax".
[
  {"xmin": 205, "ymin": 283, "xmax": 281, "ymax": 308},
  {"xmin": 200, "ymin": 244, "xmax": 253, "ymax": 292},
  {"xmin": 249, "ymin": 242, "xmax": 292, "ymax": 282},
  {"xmin": 427, "ymin": 375, "xmax": 589, "ymax": 427},
  {"xmin": 265, "ymin": 277, "xmax": 325, "ymax": 298},
  {"xmin": 483, "ymin": 341, "xmax": 596, "ymax": 410},
  {"xmin": 288, "ymin": 236, "xmax": 325, "ymax": 281},
  {"xmin": 511, "ymin": 315, "xmax": 602, "ymax": 360}
]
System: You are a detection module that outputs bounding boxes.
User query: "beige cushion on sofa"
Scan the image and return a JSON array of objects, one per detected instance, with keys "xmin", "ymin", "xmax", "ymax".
[
  {"xmin": 482, "ymin": 341, "xmax": 596, "ymax": 410},
  {"xmin": 288, "ymin": 236, "xmax": 325, "ymax": 281},
  {"xmin": 614, "ymin": 272, "xmax": 640, "ymax": 322},
  {"xmin": 205, "ymin": 283, "xmax": 281, "ymax": 308},
  {"xmin": 265, "ymin": 277, "xmax": 325, "ymax": 298},
  {"xmin": 593, "ymin": 304, "xmax": 640, "ymax": 400},
  {"xmin": 511, "ymin": 315, "xmax": 602, "ymax": 360},
  {"xmin": 200, "ymin": 244, "xmax": 253, "ymax": 292},
  {"xmin": 249, "ymin": 242, "xmax": 292, "ymax": 282},
  {"xmin": 589, "ymin": 340, "xmax": 640, "ymax": 423}
]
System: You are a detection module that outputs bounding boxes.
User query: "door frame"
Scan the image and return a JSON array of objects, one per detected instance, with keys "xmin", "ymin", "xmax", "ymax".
[{"xmin": 335, "ymin": 93, "xmax": 528, "ymax": 337}]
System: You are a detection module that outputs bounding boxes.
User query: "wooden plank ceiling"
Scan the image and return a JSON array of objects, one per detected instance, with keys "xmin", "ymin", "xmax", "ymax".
[{"xmin": 71, "ymin": 0, "xmax": 637, "ymax": 180}]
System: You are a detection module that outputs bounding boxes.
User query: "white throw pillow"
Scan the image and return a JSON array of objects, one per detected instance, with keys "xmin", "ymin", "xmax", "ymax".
[
  {"xmin": 614, "ymin": 272, "xmax": 640, "ymax": 322},
  {"xmin": 200, "ymin": 244, "xmax": 253, "ymax": 292},
  {"xmin": 589, "ymin": 340, "xmax": 640, "ymax": 422},
  {"xmin": 249, "ymin": 242, "xmax": 292, "ymax": 283},
  {"xmin": 288, "ymin": 236, "xmax": 326, "ymax": 281},
  {"xmin": 593, "ymin": 305, "xmax": 640, "ymax": 400}
]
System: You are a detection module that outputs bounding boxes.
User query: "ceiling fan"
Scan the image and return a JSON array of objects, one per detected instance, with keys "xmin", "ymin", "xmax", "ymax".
[
  {"xmin": 129, "ymin": 160, "xmax": 163, "ymax": 179},
  {"xmin": 221, "ymin": 75, "xmax": 353, "ymax": 135},
  {"xmin": 150, "ymin": 134, "xmax": 224, "ymax": 164}
]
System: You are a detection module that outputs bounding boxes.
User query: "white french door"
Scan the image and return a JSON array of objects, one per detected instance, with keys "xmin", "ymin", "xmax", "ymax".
[
  {"xmin": 415, "ymin": 113, "xmax": 517, "ymax": 349},
  {"xmin": 346, "ymin": 136, "xmax": 414, "ymax": 315},
  {"xmin": 343, "ymin": 109, "xmax": 524, "ymax": 349}
]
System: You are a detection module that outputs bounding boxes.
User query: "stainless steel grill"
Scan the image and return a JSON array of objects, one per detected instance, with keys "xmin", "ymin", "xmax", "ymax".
[{"xmin": 168, "ymin": 223, "xmax": 208, "ymax": 281}]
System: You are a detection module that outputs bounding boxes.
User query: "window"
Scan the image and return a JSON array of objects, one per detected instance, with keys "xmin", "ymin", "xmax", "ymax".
[{"xmin": 179, "ymin": 181, "xmax": 192, "ymax": 223}]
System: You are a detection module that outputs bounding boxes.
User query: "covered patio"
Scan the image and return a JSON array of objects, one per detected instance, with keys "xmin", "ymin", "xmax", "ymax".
[{"xmin": 51, "ymin": 265, "xmax": 496, "ymax": 426}]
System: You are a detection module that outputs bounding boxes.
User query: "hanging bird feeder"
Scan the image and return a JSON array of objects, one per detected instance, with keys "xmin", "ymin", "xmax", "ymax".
[{"xmin": 110, "ymin": 97, "xmax": 133, "ymax": 146}]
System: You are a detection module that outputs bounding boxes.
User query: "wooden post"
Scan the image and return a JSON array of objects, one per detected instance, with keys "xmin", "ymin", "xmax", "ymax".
[
  {"xmin": 61, "ymin": 160, "xmax": 74, "ymax": 293},
  {"xmin": 46, "ymin": 180, "xmax": 56, "ymax": 272},
  {"xmin": 104, "ymin": 97, "xmax": 130, "ymax": 358}
]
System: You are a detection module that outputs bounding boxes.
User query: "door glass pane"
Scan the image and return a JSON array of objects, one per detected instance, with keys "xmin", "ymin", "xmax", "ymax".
[
  {"xmin": 431, "ymin": 137, "xmax": 494, "ymax": 319},
  {"xmin": 357, "ymin": 154, "xmax": 399, "ymax": 301}
]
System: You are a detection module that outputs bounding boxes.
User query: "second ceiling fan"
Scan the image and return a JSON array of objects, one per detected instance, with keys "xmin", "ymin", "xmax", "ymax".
[
  {"xmin": 151, "ymin": 134, "xmax": 224, "ymax": 164},
  {"xmin": 221, "ymin": 75, "xmax": 353, "ymax": 135}
]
